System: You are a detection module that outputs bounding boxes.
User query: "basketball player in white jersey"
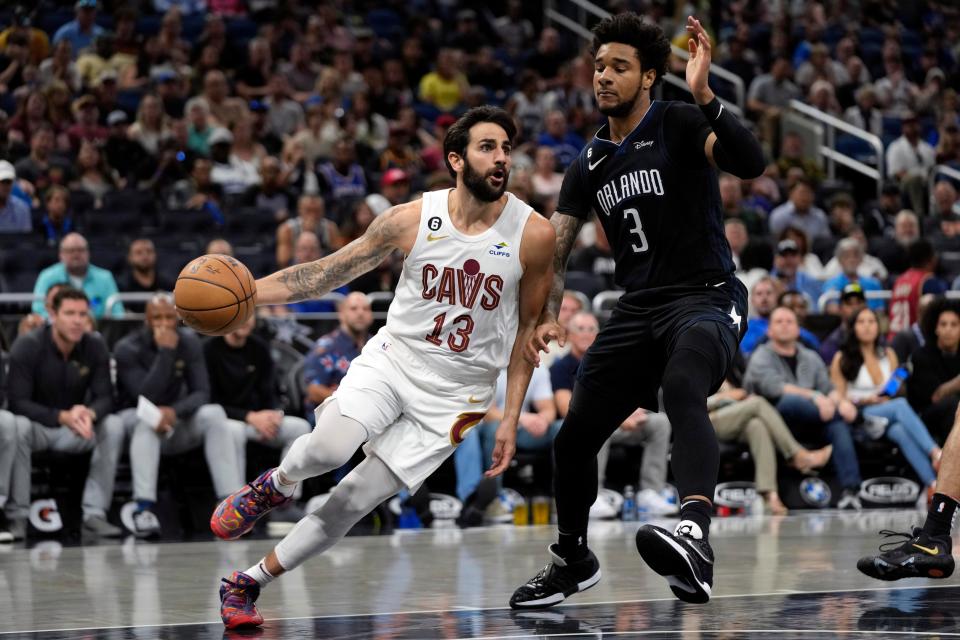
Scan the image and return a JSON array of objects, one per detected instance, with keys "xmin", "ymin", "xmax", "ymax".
[{"xmin": 210, "ymin": 106, "xmax": 556, "ymax": 629}]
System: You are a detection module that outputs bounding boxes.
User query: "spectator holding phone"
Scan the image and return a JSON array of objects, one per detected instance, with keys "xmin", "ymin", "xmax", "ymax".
[{"xmin": 830, "ymin": 307, "xmax": 941, "ymax": 490}]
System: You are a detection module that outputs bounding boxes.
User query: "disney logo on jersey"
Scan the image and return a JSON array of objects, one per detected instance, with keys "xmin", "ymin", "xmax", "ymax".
[
  {"xmin": 597, "ymin": 168, "xmax": 665, "ymax": 216},
  {"xmin": 634, "ymin": 140, "xmax": 654, "ymax": 150},
  {"xmin": 489, "ymin": 241, "xmax": 511, "ymax": 258},
  {"xmin": 421, "ymin": 259, "xmax": 503, "ymax": 311}
]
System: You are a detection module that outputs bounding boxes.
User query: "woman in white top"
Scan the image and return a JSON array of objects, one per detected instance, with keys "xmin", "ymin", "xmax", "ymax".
[
  {"xmin": 128, "ymin": 94, "xmax": 169, "ymax": 157},
  {"xmin": 830, "ymin": 307, "xmax": 941, "ymax": 490},
  {"xmin": 531, "ymin": 146, "xmax": 564, "ymax": 205}
]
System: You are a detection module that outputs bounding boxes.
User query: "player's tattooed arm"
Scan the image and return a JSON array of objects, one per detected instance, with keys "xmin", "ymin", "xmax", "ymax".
[
  {"xmin": 256, "ymin": 204, "xmax": 415, "ymax": 304},
  {"xmin": 542, "ymin": 212, "xmax": 585, "ymax": 322}
]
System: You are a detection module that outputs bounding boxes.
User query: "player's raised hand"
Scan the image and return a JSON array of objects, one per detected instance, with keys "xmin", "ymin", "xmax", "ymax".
[
  {"xmin": 485, "ymin": 421, "xmax": 517, "ymax": 478},
  {"xmin": 685, "ymin": 16, "xmax": 714, "ymax": 104},
  {"xmin": 523, "ymin": 321, "xmax": 567, "ymax": 367}
]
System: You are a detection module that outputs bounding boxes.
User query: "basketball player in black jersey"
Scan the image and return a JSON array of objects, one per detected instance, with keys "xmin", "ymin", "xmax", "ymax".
[{"xmin": 510, "ymin": 14, "xmax": 765, "ymax": 608}]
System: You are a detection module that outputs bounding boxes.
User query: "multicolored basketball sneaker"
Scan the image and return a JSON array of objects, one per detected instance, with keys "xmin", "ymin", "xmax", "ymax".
[
  {"xmin": 211, "ymin": 468, "xmax": 292, "ymax": 540},
  {"xmin": 220, "ymin": 571, "xmax": 263, "ymax": 629}
]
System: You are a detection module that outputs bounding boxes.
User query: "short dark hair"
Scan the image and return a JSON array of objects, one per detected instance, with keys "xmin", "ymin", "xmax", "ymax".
[
  {"xmin": 443, "ymin": 106, "xmax": 516, "ymax": 178},
  {"xmin": 908, "ymin": 238, "xmax": 936, "ymax": 269},
  {"xmin": 591, "ymin": 12, "xmax": 670, "ymax": 88},
  {"xmin": 51, "ymin": 286, "xmax": 89, "ymax": 312}
]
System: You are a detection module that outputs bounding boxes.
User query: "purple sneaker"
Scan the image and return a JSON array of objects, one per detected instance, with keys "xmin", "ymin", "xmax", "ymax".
[
  {"xmin": 211, "ymin": 468, "xmax": 292, "ymax": 540},
  {"xmin": 220, "ymin": 571, "xmax": 264, "ymax": 628}
]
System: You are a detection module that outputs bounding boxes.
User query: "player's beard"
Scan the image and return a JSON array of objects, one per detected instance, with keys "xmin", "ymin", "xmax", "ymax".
[
  {"xmin": 598, "ymin": 84, "xmax": 645, "ymax": 118},
  {"xmin": 462, "ymin": 157, "xmax": 508, "ymax": 202}
]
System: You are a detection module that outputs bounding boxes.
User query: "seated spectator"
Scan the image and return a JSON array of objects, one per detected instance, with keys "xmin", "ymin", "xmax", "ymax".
[
  {"xmin": 926, "ymin": 181, "xmax": 960, "ymax": 236},
  {"xmin": 795, "ymin": 43, "xmax": 849, "ymax": 91},
  {"xmin": 843, "ymin": 84, "xmax": 883, "ymax": 138},
  {"xmin": 769, "ymin": 178, "xmax": 830, "ymax": 241},
  {"xmin": 116, "ymin": 238, "xmax": 175, "ymax": 311},
  {"xmin": 236, "ymin": 37, "xmax": 272, "ymax": 101},
  {"xmin": 863, "ymin": 183, "xmax": 904, "ymax": 240},
  {"xmin": 930, "ymin": 210, "xmax": 960, "ymax": 284},
  {"xmin": 70, "ymin": 139, "xmax": 119, "ymax": 207},
  {"xmin": 418, "ymin": 48, "xmax": 469, "ymax": 113},
  {"xmin": 14, "ymin": 123, "xmax": 72, "ymax": 195},
  {"xmin": 935, "ymin": 121, "xmax": 960, "ymax": 166},
  {"xmin": 776, "ymin": 132, "xmax": 825, "ymax": 184},
  {"xmin": 166, "ymin": 157, "xmax": 221, "ymax": 211},
  {"xmin": 908, "ymin": 298, "xmax": 960, "ymax": 443},
  {"xmin": 37, "ymin": 185, "xmax": 75, "ymax": 247},
  {"xmin": 743, "ymin": 307, "xmax": 863, "ymax": 509},
  {"xmin": 886, "ymin": 239, "xmax": 947, "ymax": 336},
  {"xmin": 377, "ymin": 125, "xmax": 424, "ymax": 177},
  {"xmin": 822, "ymin": 226, "xmax": 889, "ymax": 283},
  {"xmin": 280, "ymin": 42, "xmax": 320, "ymax": 102},
  {"xmin": 778, "ymin": 289, "xmax": 821, "ymax": 350},
  {"xmin": 536, "ymin": 110, "xmax": 585, "ymax": 171},
  {"xmin": 114, "ymin": 294, "xmax": 237, "ymax": 537},
  {"xmin": 265, "ymin": 76, "xmax": 304, "ymax": 139},
  {"xmin": 242, "ymin": 156, "xmax": 296, "ymax": 218},
  {"xmin": 719, "ymin": 173, "xmax": 765, "ymax": 236},
  {"xmin": 507, "ymin": 70, "xmax": 548, "ymax": 141},
  {"xmin": 203, "ymin": 315, "xmax": 311, "ymax": 503},
  {"xmin": 200, "ymin": 70, "xmax": 247, "ymax": 129},
  {"xmin": 17, "ymin": 282, "xmax": 70, "ymax": 337},
  {"xmin": 228, "ymin": 116, "xmax": 266, "ymax": 187},
  {"xmin": 7, "ymin": 288, "xmax": 124, "ymax": 538},
  {"xmin": 886, "ymin": 112, "xmax": 935, "ymax": 217},
  {"xmin": 185, "ymin": 96, "xmax": 214, "ymax": 156},
  {"xmin": 206, "ymin": 238, "xmax": 233, "ymax": 256},
  {"xmin": 830, "ymin": 306, "xmax": 940, "ymax": 490},
  {"xmin": 807, "ymin": 79, "xmax": 841, "ymax": 117},
  {"xmin": 350, "ymin": 91, "xmax": 389, "ymax": 153},
  {"xmin": 0, "ymin": 161, "xmax": 30, "ymax": 232},
  {"xmin": 67, "ymin": 95, "xmax": 108, "ymax": 150},
  {"xmin": 553, "ymin": 311, "xmax": 675, "ymax": 515},
  {"xmin": 742, "ymin": 276, "xmax": 820, "ymax": 357},
  {"xmin": 779, "ymin": 226, "xmax": 824, "ymax": 278},
  {"xmin": 316, "ymin": 136, "xmax": 368, "ymax": 215},
  {"xmin": 127, "ymin": 93, "xmax": 169, "ymax": 157},
  {"xmin": 52, "ymin": 0, "xmax": 104, "ymax": 58},
  {"xmin": 531, "ymin": 146, "xmax": 564, "ymax": 206},
  {"xmin": 872, "ymin": 209, "xmax": 919, "ymax": 276},
  {"xmin": 0, "ymin": 31, "xmax": 30, "ymax": 95},
  {"xmin": 276, "ymin": 195, "xmax": 341, "ymax": 268},
  {"xmin": 709, "ymin": 381, "xmax": 832, "ymax": 515},
  {"xmin": 37, "ymin": 39, "xmax": 80, "ymax": 93},
  {"xmin": 209, "ymin": 128, "xmax": 254, "ymax": 197},
  {"xmin": 824, "ymin": 193, "xmax": 857, "ymax": 247},
  {"xmin": 822, "ymin": 239, "xmax": 885, "ymax": 312},
  {"xmin": 32, "ymin": 233, "xmax": 123, "ymax": 319},
  {"xmin": 770, "ymin": 239, "xmax": 821, "ymax": 308},
  {"xmin": 104, "ymin": 110, "xmax": 150, "ymax": 185},
  {"xmin": 820, "ymin": 284, "xmax": 868, "ymax": 365},
  {"xmin": 380, "ymin": 169, "xmax": 411, "ymax": 207},
  {"xmin": 302, "ymin": 292, "xmax": 373, "ymax": 420}
]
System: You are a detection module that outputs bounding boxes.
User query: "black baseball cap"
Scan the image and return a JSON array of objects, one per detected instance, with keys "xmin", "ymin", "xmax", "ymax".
[{"xmin": 841, "ymin": 283, "xmax": 866, "ymax": 302}]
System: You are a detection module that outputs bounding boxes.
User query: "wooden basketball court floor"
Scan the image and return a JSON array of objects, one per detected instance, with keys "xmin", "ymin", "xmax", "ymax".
[{"xmin": 1, "ymin": 509, "xmax": 959, "ymax": 639}]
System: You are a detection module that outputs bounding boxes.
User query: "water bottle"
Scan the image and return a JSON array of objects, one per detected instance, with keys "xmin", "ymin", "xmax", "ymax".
[{"xmin": 622, "ymin": 485, "xmax": 637, "ymax": 521}]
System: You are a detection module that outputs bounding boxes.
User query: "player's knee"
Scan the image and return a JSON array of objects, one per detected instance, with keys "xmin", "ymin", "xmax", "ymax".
[
  {"xmin": 98, "ymin": 414, "xmax": 124, "ymax": 443},
  {"xmin": 661, "ymin": 368, "xmax": 698, "ymax": 412},
  {"xmin": 196, "ymin": 403, "xmax": 228, "ymax": 428}
]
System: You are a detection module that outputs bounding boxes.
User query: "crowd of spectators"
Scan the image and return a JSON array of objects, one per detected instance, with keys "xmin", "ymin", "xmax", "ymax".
[{"xmin": 1, "ymin": 0, "xmax": 960, "ymax": 534}]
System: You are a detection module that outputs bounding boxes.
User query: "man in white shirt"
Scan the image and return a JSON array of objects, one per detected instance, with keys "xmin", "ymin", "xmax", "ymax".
[{"xmin": 886, "ymin": 112, "xmax": 936, "ymax": 216}]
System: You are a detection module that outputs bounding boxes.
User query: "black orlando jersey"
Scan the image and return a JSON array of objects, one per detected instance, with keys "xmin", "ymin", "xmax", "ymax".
[{"xmin": 557, "ymin": 100, "xmax": 736, "ymax": 303}]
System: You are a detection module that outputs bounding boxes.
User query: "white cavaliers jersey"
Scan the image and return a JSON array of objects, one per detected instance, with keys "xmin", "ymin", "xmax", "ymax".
[{"xmin": 384, "ymin": 188, "xmax": 532, "ymax": 385}]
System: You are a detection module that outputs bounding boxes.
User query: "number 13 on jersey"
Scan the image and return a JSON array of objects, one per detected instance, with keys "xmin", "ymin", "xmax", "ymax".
[{"xmin": 623, "ymin": 207, "xmax": 650, "ymax": 253}]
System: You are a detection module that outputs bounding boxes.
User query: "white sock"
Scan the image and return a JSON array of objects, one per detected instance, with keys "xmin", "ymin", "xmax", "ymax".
[
  {"xmin": 272, "ymin": 469, "xmax": 297, "ymax": 498},
  {"xmin": 244, "ymin": 559, "xmax": 277, "ymax": 587}
]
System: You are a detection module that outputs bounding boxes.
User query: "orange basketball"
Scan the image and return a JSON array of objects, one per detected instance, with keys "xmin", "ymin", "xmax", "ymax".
[{"xmin": 174, "ymin": 254, "xmax": 257, "ymax": 336}]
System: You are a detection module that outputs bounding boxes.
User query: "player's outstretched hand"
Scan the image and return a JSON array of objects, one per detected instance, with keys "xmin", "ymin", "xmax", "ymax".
[
  {"xmin": 485, "ymin": 422, "xmax": 517, "ymax": 478},
  {"xmin": 685, "ymin": 15, "xmax": 713, "ymax": 103},
  {"xmin": 523, "ymin": 321, "xmax": 567, "ymax": 367}
]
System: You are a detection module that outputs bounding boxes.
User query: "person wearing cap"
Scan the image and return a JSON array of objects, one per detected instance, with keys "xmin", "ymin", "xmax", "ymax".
[
  {"xmin": 208, "ymin": 127, "xmax": 249, "ymax": 196},
  {"xmin": 769, "ymin": 177, "xmax": 830, "ymax": 241},
  {"xmin": 771, "ymin": 238, "xmax": 822, "ymax": 307},
  {"xmin": 104, "ymin": 109, "xmax": 149, "ymax": 184},
  {"xmin": 67, "ymin": 94, "xmax": 108, "ymax": 150},
  {"xmin": 822, "ymin": 238, "xmax": 884, "ymax": 312},
  {"xmin": 0, "ymin": 161, "xmax": 31, "ymax": 233},
  {"xmin": 887, "ymin": 112, "xmax": 935, "ymax": 216},
  {"xmin": 53, "ymin": 0, "xmax": 105, "ymax": 59},
  {"xmin": 819, "ymin": 283, "xmax": 869, "ymax": 364},
  {"xmin": 380, "ymin": 168, "xmax": 411, "ymax": 206}
]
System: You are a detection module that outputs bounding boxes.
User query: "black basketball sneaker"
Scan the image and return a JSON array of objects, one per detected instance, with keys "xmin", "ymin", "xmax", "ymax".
[
  {"xmin": 509, "ymin": 544, "xmax": 601, "ymax": 609},
  {"xmin": 857, "ymin": 528, "xmax": 955, "ymax": 581},
  {"xmin": 635, "ymin": 522, "xmax": 714, "ymax": 604}
]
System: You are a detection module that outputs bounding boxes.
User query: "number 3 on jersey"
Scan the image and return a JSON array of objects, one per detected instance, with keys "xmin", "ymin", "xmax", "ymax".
[
  {"xmin": 426, "ymin": 312, "xmax": 474, "ymax": 352},
  {"xmin": 623, "ymin": 208, "xmax": 649, "ymax": 253}
]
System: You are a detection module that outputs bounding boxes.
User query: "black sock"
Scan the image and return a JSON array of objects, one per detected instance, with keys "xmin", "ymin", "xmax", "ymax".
[
  {"xmin": 923, "ymin": 493, "xmax": 959, "ymax": 538},
  {"xmin": 557, "ymin": 529, "xmax": 588, "ymax": 562},
  {"xmin": 679, "ymin": 499, "xmax": 712, "ymax": 539}
]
